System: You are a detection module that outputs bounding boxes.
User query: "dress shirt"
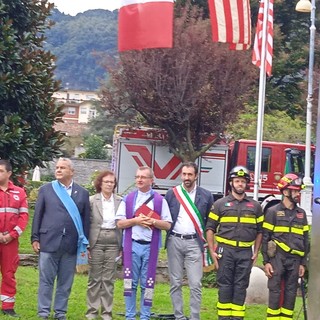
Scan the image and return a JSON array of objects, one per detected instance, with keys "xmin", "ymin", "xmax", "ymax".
[
  {"xmin": 172, "ymin": 185, "xmax": 197, "ymax": 235},
  {"xmin": 58, "ymin": 180, "xmax": 73, "ymax": 196},
  {"xmin": 101, "ymin": 193, "xmax": 116, "ymax": 229}
]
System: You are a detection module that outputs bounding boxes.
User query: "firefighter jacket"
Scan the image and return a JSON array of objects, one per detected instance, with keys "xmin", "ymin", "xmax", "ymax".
[
  {"xmin": 0, "ymin": 181, "xmax": 29, "ymax": 238},
  {"xmin": 206, "ymin": 193, "xmax": 263, "ymax": 247},
  {"xmin": 262, "ymin": 202, "xmax": 309, "ymax": 265}
]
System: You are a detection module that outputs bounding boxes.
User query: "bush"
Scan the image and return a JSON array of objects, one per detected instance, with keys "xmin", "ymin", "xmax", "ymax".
[{"xmin": 202, "ymin": 270, "xmax": 217, "ymax": 288}]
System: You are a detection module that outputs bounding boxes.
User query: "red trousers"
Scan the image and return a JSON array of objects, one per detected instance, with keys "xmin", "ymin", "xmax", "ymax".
[{"xmin": 0, "ymin": 239, "xmax": 19, "ymax": 310}]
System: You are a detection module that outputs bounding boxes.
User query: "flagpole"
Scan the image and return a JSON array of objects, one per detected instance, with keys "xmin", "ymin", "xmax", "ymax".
[{"xmin": 253, "ymin": 0, "xmax": 269, "ymax": 201}]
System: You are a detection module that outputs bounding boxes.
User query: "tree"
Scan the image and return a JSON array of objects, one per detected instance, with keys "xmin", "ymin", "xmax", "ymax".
[
  {"xmin": 83, "ymin": 102, "xmax": 117, "ymax": 145},
  {"xmin": 226, "ymin": 105, "xmax": 308, "ymax": 143},
  {"xmin": 100, "ymin": 6, "xmax": 257, "ymax": 162},
  {"xmin": 82, "ymin": 135, "xmax": 107, "ymax": 159},
  {"xmin": 0, "ymin": 0, "xmax": 64, "ymax": 181}
]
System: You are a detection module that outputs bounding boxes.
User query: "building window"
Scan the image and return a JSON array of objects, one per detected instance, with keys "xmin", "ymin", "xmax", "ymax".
[
  {"xmin": 89, "ymin": 109, "xmax": 96, "ymax": 118},
  {"xmin": 247, "ymin": 146, "xmax": 271, "ymax": 172},
  {"xmin": 80, "ymin": 107, "xmax": 87, "ymax": 114},
  {"xmin": 68, "ymin": 107, "xmax": 76, "ymax": 115}
]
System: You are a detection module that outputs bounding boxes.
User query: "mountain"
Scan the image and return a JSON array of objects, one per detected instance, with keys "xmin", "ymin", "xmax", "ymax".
[{"xmin": 45, "ymin": 9, "xmax": 118, "ymax": 91}]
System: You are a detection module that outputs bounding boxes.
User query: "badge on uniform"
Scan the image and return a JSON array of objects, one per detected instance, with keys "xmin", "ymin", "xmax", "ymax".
[
  {"xmin": 276, "ymin": 211, "xmax": 285, "ymax": 217},
  {"xmin": 225, "ymin": 202, "xmax": 234, "ymax": 207},
  {"xmin": 216, "ymin": 246, "xmax": 224, "ymax": 259}
]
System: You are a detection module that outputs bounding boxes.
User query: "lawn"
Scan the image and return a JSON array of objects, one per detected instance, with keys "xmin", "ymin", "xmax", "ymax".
[
  {"xmin": 15, "ymin": 267, "xmax": 304, "ymax": 320},
  {"xmin": 14, "ymin": 210, "xmax": 304, "ymax": 319}
]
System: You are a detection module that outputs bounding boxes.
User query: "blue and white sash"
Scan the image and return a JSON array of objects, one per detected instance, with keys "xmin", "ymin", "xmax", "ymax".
[{"xmin": 52, "ymin": 180, "xmax": 88, "ymax": 265}]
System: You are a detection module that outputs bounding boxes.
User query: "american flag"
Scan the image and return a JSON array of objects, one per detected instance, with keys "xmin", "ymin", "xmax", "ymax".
[
  {"xmin": 252, "ymin": 0, "xmax": 274, "ymax": 76},
  {"xmin": 208, "ymin": 0, "xmax": 252, "ymax": 50}
]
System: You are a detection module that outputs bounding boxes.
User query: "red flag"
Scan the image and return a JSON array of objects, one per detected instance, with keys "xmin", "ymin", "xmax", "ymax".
[
  {"xmin": 208, "ymin": 0, "xmax": 251, "ymax": 50},
  {"xmin": 252, "ymin": 0, "xmax": 274, "ymax": 76},
  {"xmin": 118, "ymin": 0, "xmax": 174, "ymax": 52}
]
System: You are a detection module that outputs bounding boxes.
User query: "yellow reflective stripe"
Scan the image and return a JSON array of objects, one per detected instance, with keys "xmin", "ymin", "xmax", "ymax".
[
  {"xmin": 257, "ymin": 215, "xmax": 264, "ymax": 223},
  {"xmin": 267, "ymin": 306, "xmax": 281, "ymax": 320},
  {"xmin": 220, "ymin": 217, "xmax": 238, "ymax": 223},
  {"xmin": 216, "ymin": 236, "xmax": 254, "ymax": 248},
  {"xmin": 219, "ymin": 216, "xmax": 258, "ymax": 224},
  {"xmin": 217, "ymin": 302, "xmax": 232, "ymax": 317},
  {"xmin": 217, "ymin": 310, "xmax": 232, "ymax": 316},
  {"xmin": 208, "ymin": 212, "xmax": 219, "ymax": 221},
  {"xmin": 263, "ymin": 222, "xmax": 274, "ymax": 231},
  {"xmin": 267, "ymin": 308, "xmax": 281, "ymax": 315},
  {"xmin": 274, "ymin": 240, "xmax": 305, "ymax": 257},
  {"xmin": 273, "ymin": 226, "xmax": 304, "ymax": 235},
  {"xmin": 232, "ymin": 310, "xmax": 245, "ymax": 317},
  {"xmin": 217, "ymin": 302, "xmax": 232, "ymax": 309},
  {"xmin": 273, "ymin": 226, "xmax": 289, "ymax": 232},
  {"xmin": 231, "ymin": 304, "xmax": 245, "ymax": 311},
  {"xmin": 280, "ymin": 317, "xmax": 292, "ymax": 320},
  {"xmin": 231, "ymin": 303, "xmax": 245, "ymax": 317},
  {"xmin": 240, "ymin": 217, "xmax": 256, "ymax": 224},
  {"xmin": 281, "ymin": 307, "xmax": 293, "ymax": 316},
  {"xmin": 303, "ymin": 225, "xmax": 310, "ymax": 232},
  {"xmin": 291, "ymin": 227, "xmax": 304, "ymax": 235}
]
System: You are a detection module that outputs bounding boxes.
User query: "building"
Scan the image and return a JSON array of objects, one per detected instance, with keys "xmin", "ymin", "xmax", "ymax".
[{"xmin": 53, "ymin": 89, "xmax": 99, "ymax": 136}]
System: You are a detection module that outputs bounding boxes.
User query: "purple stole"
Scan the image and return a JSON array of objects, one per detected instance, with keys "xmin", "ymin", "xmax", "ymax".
[{"xmin": 123, "ymin": 191, "xmax": 162, "ymax": 306}]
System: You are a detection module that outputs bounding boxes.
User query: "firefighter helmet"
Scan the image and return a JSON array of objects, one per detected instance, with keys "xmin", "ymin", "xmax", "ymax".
[
  {"xmin": 228, "ymin": 166, "xmax": 250, "ymax": 183},
  {"xmin": 277, "ymin": 173, "xmax": 303, "ymax": 191}
]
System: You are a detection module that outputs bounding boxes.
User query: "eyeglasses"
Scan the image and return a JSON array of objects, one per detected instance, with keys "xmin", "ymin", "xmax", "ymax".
[
  {"xmin": 135, "ymin": 175, "xmax": 152, "ymax": 180},
  {"xmin": 102, "ymin": 180, "xmax": 115, "ymax": 184}
]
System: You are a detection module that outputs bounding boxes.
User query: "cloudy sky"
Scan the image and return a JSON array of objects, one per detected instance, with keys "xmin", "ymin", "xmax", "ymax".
[{"xmin": 52, "ymin": 0, "xmax": 120, "ymax": 16}]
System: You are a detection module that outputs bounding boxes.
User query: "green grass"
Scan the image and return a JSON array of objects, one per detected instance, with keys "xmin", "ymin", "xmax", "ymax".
[
  {"xmin": 14, "ymin": 266, "xmax": 304, "ymax": 319},
  {"xmin": 15, "ymin": 210, "xmax": 304, "ymax": 319}
]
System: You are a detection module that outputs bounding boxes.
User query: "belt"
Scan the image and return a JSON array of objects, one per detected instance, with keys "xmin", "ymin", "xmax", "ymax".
[
  {"xmin": 170, "ymin": 231, "xmax": 197, "ymax": 240},
  {"xmin": 133, "ymin": 239, "xmax": 151, "ymax": 245}
]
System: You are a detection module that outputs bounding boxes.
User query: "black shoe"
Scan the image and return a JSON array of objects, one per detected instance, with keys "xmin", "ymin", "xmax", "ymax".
[{"xmin": 2, "ymin": 309, "xmax": 20, "ymax": 318}]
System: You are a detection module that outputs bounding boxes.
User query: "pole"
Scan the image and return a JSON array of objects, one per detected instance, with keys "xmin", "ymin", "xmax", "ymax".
[
  {"xmin": 300, "ymin": 277, "xmax": 308, "ymax": 320},
  {"xmin": 253, "ymin": 0, "xmax": 269, "ymax": 201},
  {"xmin": 299, "ymin": 0, "xmax": 315, "ymax": 223},
  {"xmin": 307, "ymin": 84, "xmax": 320, "ymax": 320}
]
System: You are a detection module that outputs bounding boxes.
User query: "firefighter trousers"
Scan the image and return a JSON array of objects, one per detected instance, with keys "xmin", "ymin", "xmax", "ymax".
[
  {"xmin": 0, "ymin": 239, "xmax": 19, "ymax": 310},
  {"xmin": 216, "ymin": 246, "xmax": 253, "ymax": 320},
  {"xmin": 267, "ymin": 253, "xmax": 300, "ymax": 320}
]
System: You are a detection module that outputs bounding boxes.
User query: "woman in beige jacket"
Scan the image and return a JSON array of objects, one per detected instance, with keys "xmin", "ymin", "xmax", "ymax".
[{"xmin": 86, "ymin": 170, "xmax": 122, "ymax": 320}]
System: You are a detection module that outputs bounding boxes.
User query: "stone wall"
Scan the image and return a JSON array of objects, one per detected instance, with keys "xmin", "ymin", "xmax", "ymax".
[{"xmin": 40, "ymin": 158, "xmax": 111, "ymax": 185}]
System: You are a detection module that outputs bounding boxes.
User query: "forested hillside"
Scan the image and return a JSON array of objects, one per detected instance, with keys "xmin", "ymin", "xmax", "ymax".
[{"xmin": 45, "ymin": 9, "xmax": 117, "ymax": 91}]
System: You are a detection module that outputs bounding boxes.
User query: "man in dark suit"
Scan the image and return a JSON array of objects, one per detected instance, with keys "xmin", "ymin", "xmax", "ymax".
[
  {"xmin": 165, "ymin": 162, "xmax": 213, "ymax": 320},
  {"xmin": 31, "ymin": 158, "xmax": 90, "ymax": 320}
]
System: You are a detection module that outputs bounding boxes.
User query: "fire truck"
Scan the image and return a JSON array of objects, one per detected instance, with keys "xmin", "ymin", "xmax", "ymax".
[{"xmin": 112, "ymin": 126, "xmax": 314, "ymax": 201}]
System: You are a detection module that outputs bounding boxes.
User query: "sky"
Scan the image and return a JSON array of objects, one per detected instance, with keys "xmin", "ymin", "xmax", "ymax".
[{"xmin": 52, "ymin": 0, "xmax": 120, "ymax": 16}]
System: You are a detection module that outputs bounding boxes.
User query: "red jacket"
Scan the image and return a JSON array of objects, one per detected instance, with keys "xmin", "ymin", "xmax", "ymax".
[{"xmin": 0, "ymin": 181, "xmax": 29, "ymax": 238}]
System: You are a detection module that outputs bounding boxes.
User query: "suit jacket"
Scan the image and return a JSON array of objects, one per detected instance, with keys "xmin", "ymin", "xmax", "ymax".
[
  {"xmin": 165, "ymin": 186, "xmax": 213, "ymax": 251},
  {"xmin": 31, "ymin": 182, "xmax": 90, "ymax": 254},
  {"xmin": 89, "ymin": 193, "xmax": 122, "ymax": 249}
]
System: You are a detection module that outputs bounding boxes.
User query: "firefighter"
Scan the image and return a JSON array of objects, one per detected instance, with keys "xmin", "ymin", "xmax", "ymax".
[
  {"xmin": 262, "ymin": 173, "xmax": 309, "ymax": 320},
  {"xmin": 206, "ymin": 166, "xmax": 263, "ymax": 320},
  {"xmin": 0, "ymin": 160, "xmax": 29, "ymax": 317}
]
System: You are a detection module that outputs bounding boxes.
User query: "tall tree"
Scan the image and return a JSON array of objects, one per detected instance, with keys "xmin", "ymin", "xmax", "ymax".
[
  {"xmin": 100, "ymin": 6, "xmax": 257, "ymax": 162},
  {"xmin": 0, "ymin": 0, "xmax": 64, "ymax": 181}
]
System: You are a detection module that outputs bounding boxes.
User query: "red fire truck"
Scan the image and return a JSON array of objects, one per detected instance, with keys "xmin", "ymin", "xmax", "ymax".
[{"xmin": 112, "ymin": 126, "xmax": 314, "ymax": 201}]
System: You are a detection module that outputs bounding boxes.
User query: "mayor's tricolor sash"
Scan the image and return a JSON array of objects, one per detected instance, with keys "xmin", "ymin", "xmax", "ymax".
[
  {"xmin": 123, "ymin": 191, "xmax": 162, "ymax": 306},
  {"xmin": 52, "ymin": 180, "xmax": 89, "ymax": 265},
  {"xmin": 173, "ymin": 185, "xmax": 213, "ymax": 267}
]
